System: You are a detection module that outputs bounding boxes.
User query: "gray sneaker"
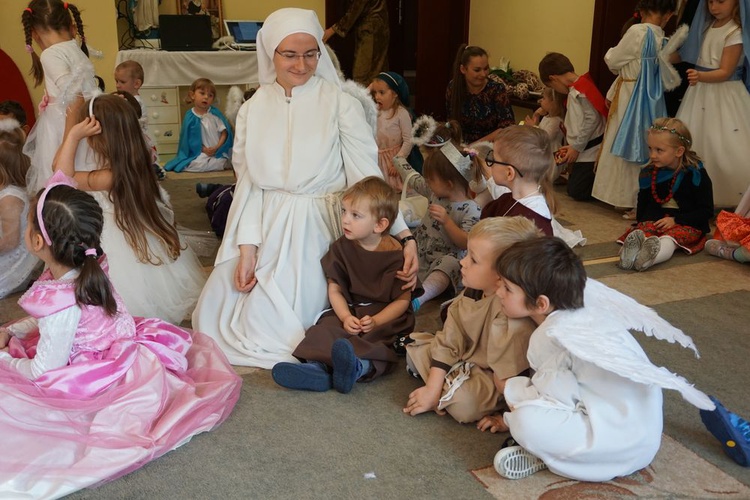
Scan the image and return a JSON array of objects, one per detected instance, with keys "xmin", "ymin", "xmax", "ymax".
[
  {"xmin": 619, "ymin": 230, "xmax": 645, "ymax": 270},
  {"xmin": 634, "ymin": 236, "xmax": 661, "ymax": 271}
]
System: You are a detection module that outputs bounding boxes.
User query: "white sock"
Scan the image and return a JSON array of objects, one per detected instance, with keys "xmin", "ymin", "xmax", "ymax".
[
  {"xmin": 653, "ymin": 237, "xmax": 677, "ymax": 265},
  {"xmin": 415, "ymin": 271, "xmax": 451, "ymax": 307}
]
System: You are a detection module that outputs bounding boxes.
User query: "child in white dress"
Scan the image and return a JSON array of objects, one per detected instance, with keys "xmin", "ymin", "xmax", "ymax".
[
  {"xmin": 53, "ymin": 94, "xmax": 206, "ymax": 324},
  {"xmin": 676, "ymin": 0, "xmax": 750, "ymax": 207},
  {"xmin": 593, "ymin": 1, "xmax": 679, "ymax": 214},
  {"xmin": 0, "ymin": 121, "xmax": 39, "ymax": 298},
  {"xmin": 371, "ymin": 71, "xmax": 414, "ymax": 190},
  {"xmin": 164, "ymin": 78, "xmax": 233, "ymax": 173},
  {"xmin": 21, "ymin": 0, "xmax": 98, "ymax": 194},
  {"xmin": 489, "ymin": 237, "xmax": 714, "ymax": 482}
]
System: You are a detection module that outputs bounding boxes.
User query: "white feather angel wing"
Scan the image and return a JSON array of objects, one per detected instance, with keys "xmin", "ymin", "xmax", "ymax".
[
  {"xmin": 57, "ymin": 60, "xmax": 99, "ymax": 109},
  {"xmin": 224, "ymin": 85, "xmax": 245, "ymax": 127},
  {"xmin": 659, "ymin": 24, "xmax": 690, "ymax": 91},
  {"xmin": 583, "ymin": 278, "xmax": 699, "ymax": 356},
  {"xmin": 544, "ymin": 310, "xmax": 715, "ymax": 410},
  {"xmin": 341, "ymin": 79, "xmax": 378, "ymax": 138}
]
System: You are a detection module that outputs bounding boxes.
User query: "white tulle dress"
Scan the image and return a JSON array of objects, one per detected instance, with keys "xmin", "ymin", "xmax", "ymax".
[
  {"xmin": 0, "ymin": 186, "xmax": 39, "ymax": 298},
  {"xmin": 23, "ymin": 40, "xmax": 98, "ymax": 194},
  {"xmin": 89, "ymin": 190, "xmax": 206, "ymax": 324},
  {"xmin": 676, "ymin": 20, "xmax": 750, "ymax": 207}
]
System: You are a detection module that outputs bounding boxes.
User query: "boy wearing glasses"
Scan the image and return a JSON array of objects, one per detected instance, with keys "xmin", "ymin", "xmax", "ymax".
[{"xmin": 479, "ymin": 126, "xmax": 555, "ymax": 236}]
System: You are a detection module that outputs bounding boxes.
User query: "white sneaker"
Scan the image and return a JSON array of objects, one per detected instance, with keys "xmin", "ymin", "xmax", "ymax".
[
  {"xmin": 619, "ymin": 230, "xmax": 645, "ymax": 270},
  {"xmin": 494, "ymin": 445, "xmax": 547, "ymax": 480},
  {"xmin": 634, "ymin": 236, "xmax": 661, "ymax": 271}
]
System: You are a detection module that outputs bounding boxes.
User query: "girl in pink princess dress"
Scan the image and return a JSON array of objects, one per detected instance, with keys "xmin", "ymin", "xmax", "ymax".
[{"xmin": 0, "ymin": 174, "xmax": 241, "ymax": 499}]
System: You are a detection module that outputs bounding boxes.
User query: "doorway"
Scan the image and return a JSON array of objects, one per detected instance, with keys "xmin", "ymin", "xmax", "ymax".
[{"xmin": 325, "ymin": 0, "xmax": 470, "ymax": 119}]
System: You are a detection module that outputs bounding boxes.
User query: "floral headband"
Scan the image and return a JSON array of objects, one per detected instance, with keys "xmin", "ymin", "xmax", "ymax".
[
  {"xmin": 36, "ymin": 170, "xmax": 78, "ymax": 246},
  {"xmin": 649, "ymin": 124, "xmax": 692, "ymax": 146}
]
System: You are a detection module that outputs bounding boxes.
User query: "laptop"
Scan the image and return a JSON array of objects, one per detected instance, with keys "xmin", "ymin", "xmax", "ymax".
[
  {"xmin": 223, "ymin": 20, "xmax": 263, "ymax": 50},
  {"xmin": 159, "ymin": 15, "xmax": 213, "ymax": 51}
]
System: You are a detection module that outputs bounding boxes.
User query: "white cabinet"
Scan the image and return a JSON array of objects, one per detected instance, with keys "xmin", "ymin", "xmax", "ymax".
[{"xmin": 143, "ymin": 86, "xmax": 181, "ymax": 163}]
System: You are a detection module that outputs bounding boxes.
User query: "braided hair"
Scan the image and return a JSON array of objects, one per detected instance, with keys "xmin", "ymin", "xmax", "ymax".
[
  {"xmin": 22, "ymin": 0, "xmax": 89, "ymax": 87},
  {"xmin": 31, "ymin": 185, "xmax": 117, "ymax": 315}
]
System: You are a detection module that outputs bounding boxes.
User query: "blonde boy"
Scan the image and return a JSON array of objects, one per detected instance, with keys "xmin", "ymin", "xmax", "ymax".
[
  {"xmin": 273, "ymin": 177, "xmax": 421, "ymax": 394},
  {"xmin": 114, "ymin": 61, "xmax": 144, "ymax": 98},
  {"xmin": 480, "ymin": 125, "xmax": 555, "ymax": 236},
  {"xmin": 402, "ymin": 216, "xmax": 541, "ymax": 424}
]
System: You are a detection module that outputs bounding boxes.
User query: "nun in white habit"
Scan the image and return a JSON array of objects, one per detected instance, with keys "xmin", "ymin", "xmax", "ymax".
[{"xmin": 192, "ymin": 8, "xmax": 417, "ymax": 368}]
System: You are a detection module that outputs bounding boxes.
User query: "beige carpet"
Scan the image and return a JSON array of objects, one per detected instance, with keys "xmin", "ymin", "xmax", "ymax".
[{"xmin": 472, "ymin": 434, "xmax": 750, "ymax": 499}]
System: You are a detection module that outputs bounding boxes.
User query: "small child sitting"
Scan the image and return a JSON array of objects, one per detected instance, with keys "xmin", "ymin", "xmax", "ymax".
[
  {"xmin": 402, "ymin": 216, "xmax": 542, "ymax": 424},
  {"xmin": 114, "ymin": 60, "xmax": 146, "ymax": 122},
  {"xmin": 114, "ymin": 60, "xmax": 165, "ymax": 180},
  {"xmin": 479, "ymin": 125, "xmax": 555, "ymax": 236},
  {"xmin": 164, "ymin": 78, "xmax": 233, "ymax": 173},
  {"xmin": 522, "ymin": 87, "xmax": 566, "ymax": 179},
  {"xmin": 0, "ymin": 100, "xmax": 30, "ymax": 138},
  {"xmin": 394, "ymin": 118, "xmax": 482, "ymax": 311},
  {"xmin": 0, "ymin": 118, "xmax": 40, "ymax": 299},
  {"xmin": 538, "ymin": 52, "xmax": 607, "ymax": 201},
  {"xmin": 618, "ymin": 118, "xmax": 713, "ymax": 271},
  {"xmin": 706, "ymin": 183, "xmax": 750, "ymax": 264},
  {"xmin": 272, "ymin": 176, "xmax": 422, "ymax": 394},
  {"xmin": 490, "ymin": 237, "xmax": 714, "ymax": 482}
]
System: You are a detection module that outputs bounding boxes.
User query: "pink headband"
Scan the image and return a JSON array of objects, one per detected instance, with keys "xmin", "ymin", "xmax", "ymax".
[{"xmin": 37, "ymin": 170, "xmax": 78, "ymax": 246}]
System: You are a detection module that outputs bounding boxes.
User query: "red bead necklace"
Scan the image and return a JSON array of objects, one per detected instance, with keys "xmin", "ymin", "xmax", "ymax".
[{"xmin": 651, "ymin": 167, "xmax": 678, "ymax": 204}]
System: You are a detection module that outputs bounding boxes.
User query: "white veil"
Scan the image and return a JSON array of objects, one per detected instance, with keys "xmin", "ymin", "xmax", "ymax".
[{"xmin": 256, "ymin": 8, "xmax": 341, "ymax": 89}]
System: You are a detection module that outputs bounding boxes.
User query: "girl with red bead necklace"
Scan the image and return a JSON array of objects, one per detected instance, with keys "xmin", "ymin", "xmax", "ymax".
[{"xmin": 617, "ymin": 117, "xmax": 714, "ymax": 271}]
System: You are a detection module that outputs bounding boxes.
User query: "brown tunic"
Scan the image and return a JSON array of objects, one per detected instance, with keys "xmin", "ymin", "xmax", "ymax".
[
  {"xmin": 293, "ymin": 236, "xmax": 420, "ymax": 379},
  {"xmin": 406, "ymin": 290, "xmax": 534, "ymax": 423}
]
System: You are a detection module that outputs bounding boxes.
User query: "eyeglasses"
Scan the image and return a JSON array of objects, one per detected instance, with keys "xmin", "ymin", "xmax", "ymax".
[
  {"xmin": 485, "ymin": 151, "xmax": 524, "ymax": 177},
  {"xmin": 274, "ymin": 49, "xmax": 321, "ymax": 61}
]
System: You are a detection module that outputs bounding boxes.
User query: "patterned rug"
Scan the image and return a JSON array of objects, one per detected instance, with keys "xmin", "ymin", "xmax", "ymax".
[{"xmin": 472, "ymin": 434, "xmax": 750, "ymax": 499}]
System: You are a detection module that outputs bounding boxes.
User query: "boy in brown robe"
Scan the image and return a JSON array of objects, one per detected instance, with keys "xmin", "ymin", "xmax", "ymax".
[
  {"xmin": 403, "ymin": 216, "xmax": 541, "ymax": 424},
  {"xmin": 273, "ymin": 177, "xmax": 421, "ymax": 393}
]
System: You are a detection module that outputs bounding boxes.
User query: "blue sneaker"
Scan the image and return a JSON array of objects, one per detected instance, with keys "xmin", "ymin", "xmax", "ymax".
[
  {"xmin": 272, "ymin": 361, "xmax": 332, "ymax": 392},
  {"xmin": 700, "ymin": 396, "xmax": 750, "ymax": 466},
  {"xmin": 331, "ymin": 339, "xmax": 363, "ymax": 394}
]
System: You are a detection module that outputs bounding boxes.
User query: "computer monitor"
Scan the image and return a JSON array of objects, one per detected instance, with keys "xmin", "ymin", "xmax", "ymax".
[
  {"xmin": 223, "ymin": 20, "xmax": 263, "ymax": 49},
  {"xmin": 159, "ymin": 15, "xmax": 213, "ymax": 51}
]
